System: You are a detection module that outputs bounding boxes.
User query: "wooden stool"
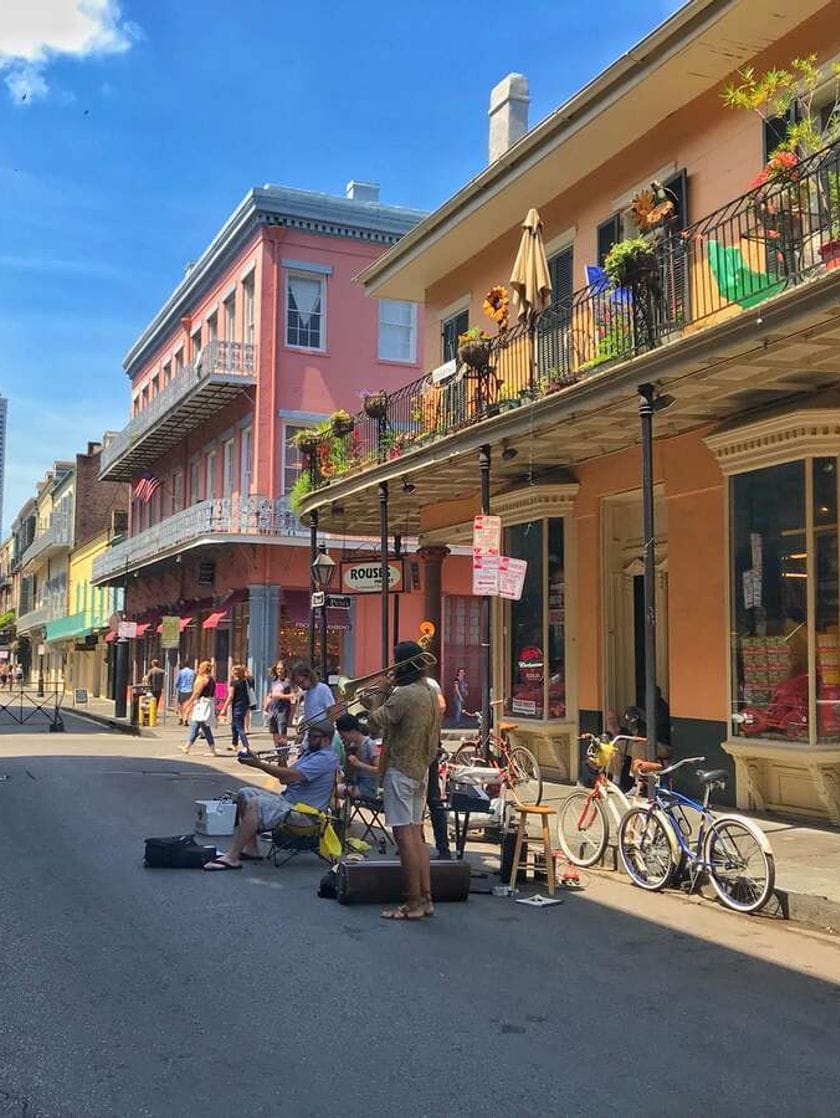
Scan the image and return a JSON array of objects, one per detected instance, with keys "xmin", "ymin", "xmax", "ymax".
[{"xmin": 508, "ymin": 803, "xmax": 557, "ymax": 895}]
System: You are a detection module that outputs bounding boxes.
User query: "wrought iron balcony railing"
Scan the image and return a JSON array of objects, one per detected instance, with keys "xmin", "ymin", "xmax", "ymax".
[
  {"xmin": 304, "ymin": 138, "xmax": 840, "ymax": 493},
  {"xmin": 99, "ymin": 340, "xmax": 256, "ymax": 481},
  {"xmin": 91, "ymin": 494, "xmax": 307, "ymax": 583},
  {"xmin": 20, "ymin": 517, "xmax": 73, "ymax": 569},
  {"xmin": 17, "ymin": 597, "xmax": 67, "ymax": 633}
]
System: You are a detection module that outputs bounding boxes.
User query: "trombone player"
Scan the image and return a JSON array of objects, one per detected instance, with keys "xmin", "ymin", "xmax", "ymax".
[{"xmin": 362, "ymin": 641, "xmax": 441, "ymax": 921}]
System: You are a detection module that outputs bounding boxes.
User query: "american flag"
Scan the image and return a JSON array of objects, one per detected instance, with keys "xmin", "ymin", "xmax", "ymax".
[{"xmin": 133, "ymin": 471, "xmax": 161, "ymax": 504}]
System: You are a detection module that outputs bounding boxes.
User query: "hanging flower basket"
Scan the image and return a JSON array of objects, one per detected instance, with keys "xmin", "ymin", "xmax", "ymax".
[
  {"xmin": 330, "ymin": 410, "xmax": 355, "ymax": 437},
  {"xmin": 363, "ymin": 392, "xmax": 388, "ymax": 420},
  {"xmin": 603, "ymin": 238, "xmax": 660, "ymax": 293},
  {"xmin": 291, "ymin": 429, "xmax": 322, "ymax": 456},
  {"xmin": 457, "ymin": 328, "xmax": 494, "ymax": 371}
]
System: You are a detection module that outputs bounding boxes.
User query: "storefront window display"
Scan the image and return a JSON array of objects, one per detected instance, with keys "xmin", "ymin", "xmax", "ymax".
[
  {"xmin": 507, "ymin": 518, "xmax": 566, "ymax": 720},
  {"xmin": 731, "ymin": 457, "xmax": 840, "ymax": 743}
]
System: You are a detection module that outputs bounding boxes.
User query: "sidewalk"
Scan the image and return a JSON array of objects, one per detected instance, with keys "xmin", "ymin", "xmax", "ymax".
[{"xmin": 66, "ymin": 698, "xmax": 840, "ymax": 930}]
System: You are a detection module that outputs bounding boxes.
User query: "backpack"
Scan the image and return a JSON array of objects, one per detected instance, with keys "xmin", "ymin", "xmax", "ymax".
[{"xmin": 144, "ymin": 834, "xmax": 217, "ymax": 868}]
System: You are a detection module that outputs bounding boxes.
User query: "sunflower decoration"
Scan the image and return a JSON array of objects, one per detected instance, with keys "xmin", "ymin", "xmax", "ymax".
[
  {"xmin": 630, "ymin": 181, "xmax": 676, "ymax": 233},
  {"xmin": 483, "ymin": 284, "xmax": 510, "ymax": 330}
]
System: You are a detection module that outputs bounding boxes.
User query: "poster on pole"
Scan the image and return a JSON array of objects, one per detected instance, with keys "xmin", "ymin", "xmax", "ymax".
[
  {"xmin": 118, "ymin": 621, "xmax": 137, "ymax": 639},
  {"xmin": 472, "ymin": 553, "xmax": 500, "ymax": 596},
  {"xmin": 472, "ymin": 514, "xmax": 501, "ymax": 556},
  {"xmin": 161, "ymin": 615, "xmax": 181, "ymax": 649},
  {"xmin": 498, "ymin": 556, "xmax": 528, "ymax": 601}
]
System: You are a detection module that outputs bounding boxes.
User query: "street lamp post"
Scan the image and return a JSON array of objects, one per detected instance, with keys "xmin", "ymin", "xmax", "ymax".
[{"xmin": 311, "ymin": 546, "xmax": 337, "ymax": 680}]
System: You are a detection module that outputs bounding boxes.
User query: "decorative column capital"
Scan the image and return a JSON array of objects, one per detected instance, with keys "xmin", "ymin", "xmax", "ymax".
[{"xmin": 416, "ymin": 545, "xmax": 450, "ymax": 566}]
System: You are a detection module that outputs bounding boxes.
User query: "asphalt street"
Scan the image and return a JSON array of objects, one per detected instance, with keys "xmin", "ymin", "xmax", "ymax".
[{"xmin": 2, "ymin": 722, "xmax": 840, "ymax": 1118}]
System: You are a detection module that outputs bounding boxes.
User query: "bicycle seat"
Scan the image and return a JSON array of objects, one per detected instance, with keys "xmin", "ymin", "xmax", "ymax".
[
  {"xmin": 696, "ymin": 768, "xmax": 727, "ymax": 786},
  {"xmin": 498, "ymin": 720, "xmax": 518, "ymax": 732}
]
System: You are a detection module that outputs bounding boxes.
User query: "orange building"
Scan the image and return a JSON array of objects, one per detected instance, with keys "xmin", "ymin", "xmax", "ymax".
[{"xmin": 301, "ymin": 0, "xmax": 840, "ymax": 821}]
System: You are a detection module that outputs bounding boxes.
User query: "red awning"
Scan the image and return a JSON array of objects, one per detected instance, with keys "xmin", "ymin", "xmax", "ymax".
[
  {"xmin": 135, "ymin": 623, "xmax": 150, "ymax": 637},
  {"xmin": 202, "ymin": 611, "xmax": 228, "ymax": 630},
  {"xmin": 104, "ymin": 631, "xmax": 116, "ymax": 643}
]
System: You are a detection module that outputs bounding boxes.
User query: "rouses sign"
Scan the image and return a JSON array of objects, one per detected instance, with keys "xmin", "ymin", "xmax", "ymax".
[{"xmin": 339, "ymin": 558, "xmax": 405, "ymax": 595}]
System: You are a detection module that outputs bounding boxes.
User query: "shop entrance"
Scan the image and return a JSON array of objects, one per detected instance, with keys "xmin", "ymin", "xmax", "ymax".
[
  {"xmin": 443, "ymin": 595, "xmax": 485, "ymax": 725},
  {"xmin": 602, "ymin": 490, "xmax": 669, "ymax": 721}
]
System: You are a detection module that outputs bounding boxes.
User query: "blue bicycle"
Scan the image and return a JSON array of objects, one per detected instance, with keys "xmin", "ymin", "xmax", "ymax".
[{"xmin": 617, "ymin": 756, "xmax": 776, "ymax": 914}]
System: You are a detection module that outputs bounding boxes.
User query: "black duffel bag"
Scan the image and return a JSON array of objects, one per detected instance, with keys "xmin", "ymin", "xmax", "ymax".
[{"xmin": 144, "ymin": 834, "xmax": 218, "ymax": 868}]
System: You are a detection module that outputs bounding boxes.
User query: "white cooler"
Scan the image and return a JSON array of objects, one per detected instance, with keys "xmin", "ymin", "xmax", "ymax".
[{"xmin": 195, "ymin": 798, "xmax": 237, "ymax": 836}]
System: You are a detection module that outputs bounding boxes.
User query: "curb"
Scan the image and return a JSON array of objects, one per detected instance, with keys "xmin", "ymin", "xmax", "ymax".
[
  {"xmin": 581, "ymin": 845, "xmax": 840, "ymax": 934},
  {"xmin": 69, "ymin": 709, "xmax": 143, "ymax": 737}
]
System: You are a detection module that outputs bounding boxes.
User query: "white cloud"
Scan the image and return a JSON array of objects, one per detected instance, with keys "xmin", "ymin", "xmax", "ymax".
[{"xmin": 0, "ymin": 1, "xmax": 139, "ymax": 104}]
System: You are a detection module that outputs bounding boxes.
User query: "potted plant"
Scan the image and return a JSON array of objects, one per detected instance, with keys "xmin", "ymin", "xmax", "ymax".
[
  {"xmin": 289, "ymin": 471, "xmax": 313, "ymax": 512},
  {"xmin": 363, "ymin": 391, "xmax": 388, "ymax": 420},
  {"xmin": 290, "ymin": 427, "xmax": 322, "ymax": 456},
  {"xmin": 603, "ymin": 238, "xmax": 660, "ymax": 293},
  {"xmin": 329, "ymin": 408, "xmax": 355, "ymax": 437},
  {"xmin": 457, "ymin": 326, "xmax": 494, "ymax": 371}
]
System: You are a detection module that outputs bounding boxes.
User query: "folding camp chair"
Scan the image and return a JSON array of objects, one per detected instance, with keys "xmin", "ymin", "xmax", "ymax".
[{"xmin": 344, "ymin": 795, "xmax": 395, "ymax": 850}]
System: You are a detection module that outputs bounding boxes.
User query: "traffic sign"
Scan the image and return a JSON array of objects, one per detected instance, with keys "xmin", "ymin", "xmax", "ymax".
[{"xmin": 311, "ymin": 591, "xmax": 325, "ymax": 609}]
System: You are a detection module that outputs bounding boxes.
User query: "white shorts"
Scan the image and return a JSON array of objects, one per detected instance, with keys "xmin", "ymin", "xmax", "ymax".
[{"xmin": 383, "ymin": 768, "xmax": 428, "ymax": 827}]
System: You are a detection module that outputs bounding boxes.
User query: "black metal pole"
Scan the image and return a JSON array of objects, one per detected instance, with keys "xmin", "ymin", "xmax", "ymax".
[
  {"xmin": 309, "ymin": 510, "xmax": 318, "ymax": 667},
  {"xmin": 37, "ymin": 645, "xmax": 44, "ymax": 697},
  {"xmin": 479, "ymin": 444, "xmax": 492, "ymax": 761},
  {"xmin": 321, "ymin": 602, "xmax": 328, "ymax": 680},
  {"xmin": 639, "ymin": 383, "xmax": 658, "ymax": 765},
  {"xmin": 379, "ymin": 482, "xmax": 389, "ymax": 669},
  {"xmin": 114, "ymin": 638, "xmax": 128, "ymax": 718},
  {"xmin": 393, "ymin": 534, "xmax": 402, "ymax": 647}
]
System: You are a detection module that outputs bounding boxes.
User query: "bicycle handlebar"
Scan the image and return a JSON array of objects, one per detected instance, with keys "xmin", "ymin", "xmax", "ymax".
[{"xmin": 656, "ymin": 755, "xmax": 705, "ymax": 777}]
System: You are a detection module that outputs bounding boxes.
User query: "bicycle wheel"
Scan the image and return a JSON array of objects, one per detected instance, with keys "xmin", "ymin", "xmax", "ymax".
[
  {"xmin": 618, "ymin": 807, "xmax": 675, "ymax": 891},
  {"xmin": 506, "ymin": 745, "xmax": 543, "ymax": 806},
  {"xmin": 451, "ymin": 740, "xmax": 482, "ymax": 767},
  {"xmin": 704, "ymin": 817, "xmax": 775, "ymax": 914},
  {"xmin": 558, "ymin": 790, "xmax": 608, "ymax": 867}
]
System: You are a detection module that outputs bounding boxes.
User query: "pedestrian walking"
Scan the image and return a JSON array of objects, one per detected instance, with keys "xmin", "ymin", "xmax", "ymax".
[
  {"xmin": 181, "ymin": 660, "xmax": 218, "ymax": 755},
  {"xmin": 220, "ymin": 664, "xmax": 252, "ymax": 754},
  {"xmin": 452, "ymin": 668, "xmax": 469, "ymax": 726},
  {"xmin": 175, "ymin": 661, "xmax": 196, "ymax": 725},
  {"xmin": 264, "ymin": 659, "xmax": 294, "ymax": 759},
  {"xmin": 143, "ymin": 659, "xmax": 165, "ymax": 714}
]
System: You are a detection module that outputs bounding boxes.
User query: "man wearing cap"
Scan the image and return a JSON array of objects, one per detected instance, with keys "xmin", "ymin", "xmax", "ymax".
[
  {"xmin": 364, "ymin": 641, "xmax": 442, "ymax": 920},
  {"xmin": 204, "ymin": 719, "xmax": 338, "ymax": 871}
]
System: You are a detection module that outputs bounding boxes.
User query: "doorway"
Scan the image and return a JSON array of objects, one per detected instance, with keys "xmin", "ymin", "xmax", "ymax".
[
  {"xmin": 443, "ymin": 595, "xmax": 485, "ymax": 727},
  {"xmin": 602, "ymin": 490, "xmax": 669, "ymax": 721}
]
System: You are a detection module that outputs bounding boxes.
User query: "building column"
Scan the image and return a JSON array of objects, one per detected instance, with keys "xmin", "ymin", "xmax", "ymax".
[
  {"xmin": 247, "ymin": 583, "xmax": 280, "ymax": 723},
  {"xmin": 417, "ymin": 546, "xmax": 450, "ymax": 680}
]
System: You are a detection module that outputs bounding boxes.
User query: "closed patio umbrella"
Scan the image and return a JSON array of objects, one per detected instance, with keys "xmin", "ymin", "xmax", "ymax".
[{"xmin": 510, "ymin": 207, "xmax": 552, "ymax": 326}]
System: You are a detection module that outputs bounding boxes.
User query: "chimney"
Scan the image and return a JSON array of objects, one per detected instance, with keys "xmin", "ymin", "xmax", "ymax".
[
  {"xmin": 345, "ymin": 180, "xmax": 380, "ymax": 203},
  {"xmin": 488, "ymin": 73, "xmax": 529, "ymax": 163}
]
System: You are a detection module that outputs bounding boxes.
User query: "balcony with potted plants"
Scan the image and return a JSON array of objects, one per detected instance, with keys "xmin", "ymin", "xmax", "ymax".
[{"xmin": 98, "ymin": 340, "xmax": 257, "ymax": 482}]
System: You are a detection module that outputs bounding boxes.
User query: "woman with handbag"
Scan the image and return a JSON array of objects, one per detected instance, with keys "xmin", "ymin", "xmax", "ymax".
[
  {"xmin": 220, "ymin": 664, "xmax": 253, "ymax": 754},
  {"xmin": 182, "ymin": 660, "xmax": 218, "ymax": 755}
]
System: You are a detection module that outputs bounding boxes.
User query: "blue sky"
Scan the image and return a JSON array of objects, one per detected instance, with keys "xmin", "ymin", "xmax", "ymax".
[{"xmin": 0, "ymin": 0, "xmax": 682, "ymax": 531}]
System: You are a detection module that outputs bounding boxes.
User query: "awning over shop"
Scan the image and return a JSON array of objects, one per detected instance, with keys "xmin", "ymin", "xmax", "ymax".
[
  {"xmin": 104, "ymin": 631, "xmax": 116, "ymax": 643},
  {"xmin": 202, "ymin": 610, "xmax": 228, "ymax": 630},
  {"xmin": 282, "ymin": 590, "xmax": 351, "ymax": 631},
  {"xmin": 135, "ymin": 623, "xmax": 151, "ymax": 637}
]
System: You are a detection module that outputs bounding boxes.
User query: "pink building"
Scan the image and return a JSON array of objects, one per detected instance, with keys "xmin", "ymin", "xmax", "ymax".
[{"xmin": 92, "ymin": 180, "xmax": 471, "ymax": 701}]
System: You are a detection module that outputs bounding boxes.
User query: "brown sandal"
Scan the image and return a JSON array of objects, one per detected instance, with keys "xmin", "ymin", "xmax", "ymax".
[
  {"xmin": 421, "ymin": 893, "xmax": 435, "ymax": 917},
  {"xmin": 381, "ymin": 904, "xmax": 425, "ymax": 921}
]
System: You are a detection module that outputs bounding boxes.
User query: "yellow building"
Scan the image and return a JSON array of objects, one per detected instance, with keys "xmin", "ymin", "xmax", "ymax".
[{"xmin": 45, "ymin": 530, "xmax": 123, "ymax": 697}]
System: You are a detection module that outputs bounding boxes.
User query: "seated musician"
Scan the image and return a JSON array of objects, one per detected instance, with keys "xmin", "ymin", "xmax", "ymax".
[
  {"xmin": 336, "ymin": 713, "xmax": 380, "ymax": 801},
  {"xmin": 204, "ymin": 719, "xmax": 338, "ymax": 871}
]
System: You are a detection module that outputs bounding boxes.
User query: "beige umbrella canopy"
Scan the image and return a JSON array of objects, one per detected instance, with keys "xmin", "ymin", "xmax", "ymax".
[{"xmin": 510, "ymin": 207, "xmax": 552, "ymax": 326}]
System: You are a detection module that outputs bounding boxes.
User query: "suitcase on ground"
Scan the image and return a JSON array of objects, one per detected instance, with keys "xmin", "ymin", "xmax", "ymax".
[{"xmin": 336, "ymin": 858, "xmax": 471, "ymax": 904}]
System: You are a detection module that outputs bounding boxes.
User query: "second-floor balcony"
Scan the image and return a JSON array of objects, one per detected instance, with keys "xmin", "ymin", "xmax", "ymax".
[
  {"xmin": 299, "ymin": 138, "xmax": 840, "ymax": 521},
  {"xmin": 20, "ymin": 517, "xmax": 72, "ymax": 570},
  {"xmin": 91, "ymin": 494, "xmax": 307, "ymax": 585},
  {"xmin": 17, "ymin": 597, "xmax": 66, "ymax": 634},
  {"xmin": 99, "ymin": 340, "xmax": 256, "ymax": 482}
]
